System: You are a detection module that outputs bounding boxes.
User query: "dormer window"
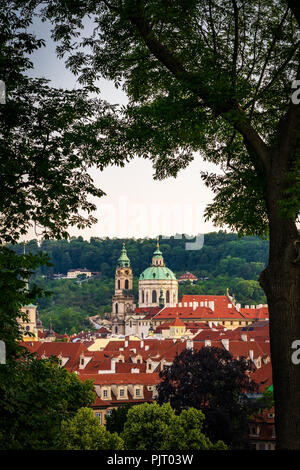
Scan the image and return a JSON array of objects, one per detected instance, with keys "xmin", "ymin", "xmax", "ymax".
[{"xmin": 103, "ymin": 389, "xmax": 108, "ymax": 398}]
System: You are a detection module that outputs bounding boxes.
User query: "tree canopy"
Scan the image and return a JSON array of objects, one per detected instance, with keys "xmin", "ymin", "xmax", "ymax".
[
  {"xmin": 55, "ymin": 407, "xmax": 124, "ymax": 450},
  {"xmin": 120, "ymin": 402, "xmax": 227, "ymax": 450},
  {"xmin": 0, "ymin": 355, "xmax": 96, "ymax": 450},
  {"xmin": 157, "ymin": 346, "xmax": 258, "ymax": 449}
]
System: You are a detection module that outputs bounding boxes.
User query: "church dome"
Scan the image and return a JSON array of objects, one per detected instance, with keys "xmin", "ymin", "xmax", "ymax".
[
  {"xmin": 139, "ymin": 265, "xmax": 176, "ymax": 281},
  {"xmin": 139, "ymin": 240, "xmax": 177, "ymax": 281}
]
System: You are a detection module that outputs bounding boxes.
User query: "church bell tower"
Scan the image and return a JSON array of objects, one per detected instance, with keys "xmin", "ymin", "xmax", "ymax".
[{"xmin": 111, "ymin": 243, "xmax": 135, "ymax": 335}]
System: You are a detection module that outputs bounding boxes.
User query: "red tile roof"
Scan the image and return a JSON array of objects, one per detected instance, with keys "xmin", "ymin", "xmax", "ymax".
[{"xmin": 77, "ymin": 372, "xmax": 161, "ymax": 386}]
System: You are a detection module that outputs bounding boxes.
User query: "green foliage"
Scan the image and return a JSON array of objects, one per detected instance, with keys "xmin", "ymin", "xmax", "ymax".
[
  {"xmin": 256, "ymin": 388, "xmax": 275, "ymax": 412},
  {"xmin": 162, "ymin": 407, "xmax": 227, "ymax": 450},
  {"xmin": 55, "ymin": 407, "xmax": 124, "ymax": 450},
  {"xmin": 120, "ymin": 402, "xmax": 227, "ymax": 450},
  {"xmin": 106, "ymin": 404, "xmax": 134, "ymax": 435},
  {"xmin": 0, "ymin": 246, "xmax": 52, "ymax": 359},
  {"xmin": 0, "ymin": 355, "xmax": 96, "ymax": 450}
]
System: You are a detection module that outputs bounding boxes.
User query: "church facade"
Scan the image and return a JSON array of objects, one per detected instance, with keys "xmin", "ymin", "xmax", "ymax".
[{"xmin": 111, "ymin": 240, "xmax": 178, "ymax": 337}]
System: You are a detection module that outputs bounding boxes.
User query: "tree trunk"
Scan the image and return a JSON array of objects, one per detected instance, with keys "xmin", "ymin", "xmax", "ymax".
[{"xmin": 259, "ymin": 153, "xmax": 300, "ymax": 449}]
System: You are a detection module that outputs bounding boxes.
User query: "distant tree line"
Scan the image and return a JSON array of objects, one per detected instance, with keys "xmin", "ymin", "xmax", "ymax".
[{"xmin": 11, "ymin": 232, "xmax": 269, "ymax": 278}]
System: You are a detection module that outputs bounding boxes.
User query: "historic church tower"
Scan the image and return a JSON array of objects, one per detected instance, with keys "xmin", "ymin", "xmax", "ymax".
[{"xmin": 111, "ymin": 243, "xmax": 135, "ymax": 335}]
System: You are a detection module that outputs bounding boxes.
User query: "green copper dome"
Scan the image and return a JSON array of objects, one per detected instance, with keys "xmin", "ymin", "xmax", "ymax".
[
  {"xmin": 139, "ymin": 240, "xmax": 176, "ymax": 280},
  {"xmin": 118, "ymin": 243, "xmax": 130, "ymax": 267},
  {"xmin": 139, "ymin": 266, "xmax": 176, "ymax": 280}
]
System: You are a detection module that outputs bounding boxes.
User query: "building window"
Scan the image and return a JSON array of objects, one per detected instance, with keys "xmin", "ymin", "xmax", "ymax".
[
  {"xmin": 148, "ymin": 363, "xmax": 152, "ymax": 370},
  {"xmin": 152, "ymin": 290, "xmax": 157, "ymax": 303},
  {"xmin": 166, "ymin": 291, "xmax": 170, "ymax": 303},
  {"xmin": 95, "ymin": 412, "xmax": 102, "ymax": 424},
  {"xmin": 125, "ymin": 279, "xmax": 129, "ymax": 289},
  {"xmin": 136, "ymin": 388, "xmax": 141, "ymax": 396},
  {"xmin": 120, "ymin": 388, "xmax": 125, "ymax": 397},
  {"xmin": 26, "ymin": 326, "xmax": 30, "ymax": 331},
  {"xmin": 118, "ymin": 279, "xmax": 120, "ymax": 289},
  {"xmin": 142, "ymin": 290, "xmax": 145, "ymax": 303},
  {"xmin": 106, "ymin": 409, "xmax": 112, "ymax": 417},
  {"xmin": 115, "ymin": 303, "xmax": 118, "ymax": 314},
  {"xmin": 103, "ymin": 389, "xmax": 108, "ymax": 398}
]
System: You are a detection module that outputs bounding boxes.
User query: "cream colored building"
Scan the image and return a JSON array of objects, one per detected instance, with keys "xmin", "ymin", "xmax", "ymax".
[
  {"xmin": 67, "ymin": 268, "xmax": 92, "ymax": 278},
  {"xmin": 18, "ymin": 304, "xmax": 39, "ymax": 341}
]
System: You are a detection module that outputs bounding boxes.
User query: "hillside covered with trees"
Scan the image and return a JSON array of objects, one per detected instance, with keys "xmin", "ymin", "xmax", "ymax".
[{"xmin": 11, "ymin": 232, "xmax": 269, "ymax": 334}]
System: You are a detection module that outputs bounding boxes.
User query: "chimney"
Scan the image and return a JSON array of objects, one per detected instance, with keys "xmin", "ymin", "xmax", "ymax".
[
  {"xmin": 221, "ymin": 339, "xmax": 230, "ymax": 351},
  {"xmin": 249, "ymin": 350, "xmax": 254, "ymax": 361},
  {"xmin": 208, "ymin": 301, "xmax": 214, "ymax": 311},
  {"xmin": 140, "ymin": 340, "xmax": 144, "ymax": 349},
  {"xmin": 208, "ymin": 321, "xmax": 212, "ymax": 328},
  {"xmin": 205, "ymin": 340, "xmax": 211, "ymax": 347},
  {"xmin": 186, "ymin": 339, "xmax": 194, "ymax": 350},
  {"xmin": 235, "ymin": 303, "xmax": 241, "ymax": 311},
  {"xmin": 241, "ymin": 334, "xmax": 247, "ymax": 342},
  {"xmin": 124, "ymin": 340, "xmax": 128, "ymax": 348},
  {"xmin": 193, "ymin": 301, "xmax": 198, "ymax": 310}
]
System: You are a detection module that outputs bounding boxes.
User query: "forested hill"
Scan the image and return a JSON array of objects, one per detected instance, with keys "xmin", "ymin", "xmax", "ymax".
[
  {"xmin": 11, "ymin": 232, "xmax": 269, "ymax": 334},
  {"xmin": 14, "ymin": 232, "xmax": 269, "ymax": 279}
]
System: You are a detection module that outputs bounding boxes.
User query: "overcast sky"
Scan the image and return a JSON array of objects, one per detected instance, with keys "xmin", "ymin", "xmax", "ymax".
[{"xmin": 26, "ymin": 15, "xmax": 223, "ymax": 241}]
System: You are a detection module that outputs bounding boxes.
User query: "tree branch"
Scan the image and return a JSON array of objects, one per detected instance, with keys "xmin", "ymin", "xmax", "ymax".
[
  {"xmin": 231, "ymin": 0, "xmax": 239, "ymax": 90},
  {"xmin": 128, "ymin": 6, "xmax": 270, "ymax": 170},
  {"xmin": 249, "ymin": 7, "xmax": 290, "ymax": 120}
]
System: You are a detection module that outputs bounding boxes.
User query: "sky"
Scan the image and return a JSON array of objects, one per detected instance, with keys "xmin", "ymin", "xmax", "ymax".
[{"xmin": 25, "ymin": 14, "xmax": 223, "ymax": 241}]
